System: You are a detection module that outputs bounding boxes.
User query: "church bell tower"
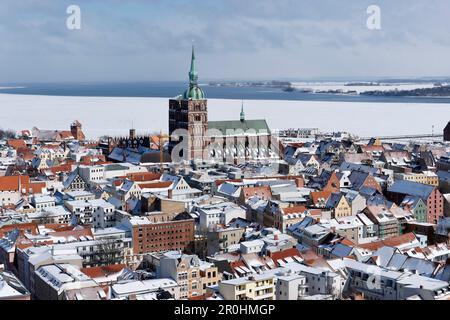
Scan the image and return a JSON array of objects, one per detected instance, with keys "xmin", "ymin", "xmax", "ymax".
[{"xmin": 168, "ymin": 47, "xmax": 208, "ymax": 161}]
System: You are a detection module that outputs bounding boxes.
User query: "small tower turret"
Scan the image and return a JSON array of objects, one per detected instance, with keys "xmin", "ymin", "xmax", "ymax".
[{"xmin": 240, "ymin": 100, "xmax": 245, "ymax": 122}]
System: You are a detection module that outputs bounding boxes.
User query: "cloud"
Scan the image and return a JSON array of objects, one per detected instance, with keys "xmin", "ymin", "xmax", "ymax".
[{"xmin": 0, "ymin": 0, "xmax": 449, "ymax": 82}]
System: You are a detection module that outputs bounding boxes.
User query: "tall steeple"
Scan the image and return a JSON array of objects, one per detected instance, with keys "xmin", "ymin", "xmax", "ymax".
[
  {"xmin": 189, "ymin": 45, "xmax": 198, "ymax": 86},
  {"xmin": 183, "ymin": 46, "xmax": 205, "ymax": 100},
  {"xmin": 240, "ymin": 99, "xmax": 245, "ymax": 122}
]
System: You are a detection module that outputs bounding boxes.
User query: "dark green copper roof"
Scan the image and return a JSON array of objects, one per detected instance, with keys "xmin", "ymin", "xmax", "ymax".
[{"xmin": 208, "ymin": 119, "xmax": 270, "ymax": 136}]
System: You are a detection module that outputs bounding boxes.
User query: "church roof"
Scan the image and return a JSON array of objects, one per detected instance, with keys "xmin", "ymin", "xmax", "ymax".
[
  {"xmin": 183, "ymin": 86, "xmax": 206, "ymax": 100},
  {"xmin": 208, "ymin": 119, "xmax": 270, "ymax": 136}
]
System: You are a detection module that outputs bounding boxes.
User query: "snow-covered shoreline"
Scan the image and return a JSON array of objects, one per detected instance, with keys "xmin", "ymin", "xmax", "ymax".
[
  {"xmin": 290, "ymin": 82, "xmax": 438, "ymax": 94},
  {"xmin": 1, "ymin": 93, "xmax": 449, "ymax": 139}
]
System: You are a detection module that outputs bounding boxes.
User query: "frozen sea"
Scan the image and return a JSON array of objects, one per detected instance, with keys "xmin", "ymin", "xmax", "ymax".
[{"xmin": 1, "ymin": 93, "xmax": 449, "ymax": 139}]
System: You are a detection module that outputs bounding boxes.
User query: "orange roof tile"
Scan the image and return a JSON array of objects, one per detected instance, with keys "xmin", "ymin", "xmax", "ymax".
[
  {"xmin": 7, "ymin": 139, "xmax": 26, "ymax": 150},
  {"xmin": 242, "ymin": 186, "xmax": 272, "ymax": 199},
  {"xmin": 341, "ymin": 238, "xmax": 356, "ymax": 246},
  {"xmin": 43, "ymin": 163, "xmax": 73, "ymax": 175},
  {"xmin": 28, "ymin": 181, "xmax": 46, "ymax": 194},
  {"xmin": 270, "ymin": 248, "xmax": 302, "ymax": 266},
  {"xmin": 43, "ymin": 224, "xmax": 72, "ymax": 232},
  {"xmin": 310, "ymin": 191, "xmax": 332, "ymax": 205},
  {"xmin": 0, "ymin": 175, "xmax": 30, "ymax": 192},
  {"xmin": 215, "ymin": 179, "xmax": 242, "ymax": 187},
  {"xmin": 127, "ymin": 172, "xmax": 161, "ymax": 182},
  {"xmin": 139, "ymin": 181, "xmax": 172, "ymax": 189},
  {"xmin": 282, "ymin": 206, "xmax": 307, "ymax": 215},
  {"xmin": 80, "ymin": 264, "xmax": 127, "ymax": 279},
  {"xmin": 358, "ymin": 233, "xmax": 417, "ymax": 251},
  {"xmin": 0, "ymin": 222, "xmax": 39, "ymax": 237}
]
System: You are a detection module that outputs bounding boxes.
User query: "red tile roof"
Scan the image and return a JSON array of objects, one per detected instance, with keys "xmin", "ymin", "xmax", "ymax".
[
  {"xmin": 0, "ymin": 175, "xmax": 29, "ymax": 192},
  {"xmin": 358, "ymin": 233, "xmax": 417, "ymax": 251},
  {"xmin": 230, "ymin": 260, "xmax": 247, "ymax": 272},
  {"xmin": 127, "ymin": 172, "xmax": 161, "ymax": 182},
  {"xmin": 7, "ymin": 139, "xmax": 26, "ymax": 150},
  {"xmin": 17, "ymin": 147, "xmax": 34, "ymax": 161},
  {"xmin": 282, "ymin": 206, "xmax": 307, "ymax": 215},
  {"xmin": 0, "ymin": 222, "xmax": 39, "ymax": 238},
  {"xmin": 188, "ymin": 295, "xmax": 208, "ymax": 300},
  {"xmin": 341, "ymin": 238, "xmax": 356, "ymax": 246},
  {"xmin": 60, "ymin": 131, "xmax": 75, "ymax": 139},
  {"xmin": 43, "ymin": 224, "xmax": 72, "ymax": 232},
  {"xmin": 80, "ymin": 264, "xmax": 127, "ymax": 279},
  {"xmin": 215, "ymin": 179, "xmax": 242, "ymax": 187},
  {"xmin": 242, "ymin": 186, "xmax": 272, "ymax": 200},
  {"xmin": 310, "ymin": 191, "xmax": 332, "ymax": 205},
  {"xmin": 113, "ymin": 179, "xmax": 124, "ymax": 187},
  {"xmin": 139, "ymin": 181, "xmax": 172, "ymax": 189},
  {"xmin": 28, "ymin": 181, "xmax": 47, "ymax": 194},
  {"xmin": 43, "ymin": 163, "xmax": 73, "ymax": 175},
  {"xmin": 270, "ymin": 248, "xmax": 302, "ymax": 266}
]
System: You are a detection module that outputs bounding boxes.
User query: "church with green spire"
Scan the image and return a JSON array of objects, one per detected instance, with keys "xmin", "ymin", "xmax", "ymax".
[
  {"xmin": 182, "ymin": 47, "xmax": 206, "ymax": 100},
  {"xmin": 169, "ymin": 47, "xmax": 273, "ymax": 163}
]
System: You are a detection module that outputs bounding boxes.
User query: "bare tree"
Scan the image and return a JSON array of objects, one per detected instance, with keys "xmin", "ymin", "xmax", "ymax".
[
  {"xmin": 38, "ymin": 211, "xmax": 54, "ymax": 225},
  {"xmin": 90, "ymin": 239, "xmax": 123, "ymax": 266},
  {"xmin": 0, "ymin": 128, "xmax": 16, "ymax": 140}
]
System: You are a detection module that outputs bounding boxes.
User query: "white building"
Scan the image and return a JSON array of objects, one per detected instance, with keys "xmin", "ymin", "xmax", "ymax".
[
  {"xmin": 275, "ymin": 270, "xmax": 307, "ymax": 300},
  {"xmin": 240, "ymin": 240, "xmax": 265, "ymax": 254},
  {"xmin": 219, "ymin": 274, "xmax": 275, "ymax": 300},
  {"xmin": 197, "ymin": 202, "xmax": 246, "ymax": 230},
  {"xmin": 111, "ymin": 278, "xmax": 180, "ymax": 300},
  {"xmin": 344, "ymin": 258, "xmax": 450, "ymax": 300},
  {"xmin": 31, "ymin": 195, "xmax": 56, "ymax": 211},
  {"xmin": 64, "ymin": 199, "xmax": 115, "ymax": 226}
]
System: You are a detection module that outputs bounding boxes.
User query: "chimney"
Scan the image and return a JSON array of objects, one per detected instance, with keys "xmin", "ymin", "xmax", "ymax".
[{"xmin": 295, "ymin": 177, "xmax": 304, "ymax": 188}]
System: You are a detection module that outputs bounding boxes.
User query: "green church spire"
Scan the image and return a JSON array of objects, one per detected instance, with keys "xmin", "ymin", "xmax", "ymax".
[
  {"xmin": 240, "ymin": 99, "xmax": 245, "ymax": 122},
  {"xmin": 183, "ymin": 46, "xmax": 205, "ymax": 100},
  {"xmin": 189, "ymin": 45, "xmax": 198, "ymax": 86}
]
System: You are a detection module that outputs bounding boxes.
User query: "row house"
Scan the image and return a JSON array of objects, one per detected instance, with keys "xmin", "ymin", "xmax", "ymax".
[
  {"xmin": 387, "ymin": 180, "xmax": 444, "ymax": 224},
  {"xmin": 363, "ymin": 205, "xmax": 399, "ymax": 239}
]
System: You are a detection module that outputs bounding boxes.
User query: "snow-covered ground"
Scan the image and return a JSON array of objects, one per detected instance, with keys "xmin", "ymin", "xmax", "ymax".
[
  {"xmin": 290, "ymin": 82, "xmax": 438, "ymax": 94},
  {"xmin": 0, "ymin": 93, "xmax": 449, "ymax": 139}
]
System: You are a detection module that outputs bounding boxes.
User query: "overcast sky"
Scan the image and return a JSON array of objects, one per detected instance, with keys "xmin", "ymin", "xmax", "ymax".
[{"xmin": 1, "ymin": 0, "xmax": 450, "ymax": 83}]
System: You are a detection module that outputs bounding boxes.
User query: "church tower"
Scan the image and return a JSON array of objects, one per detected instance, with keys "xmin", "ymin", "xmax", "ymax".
[{"xmin": 169, "ymin": 47, "xmax": 208, "ymax": 161}]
